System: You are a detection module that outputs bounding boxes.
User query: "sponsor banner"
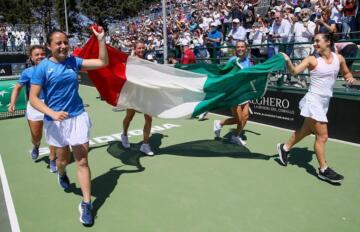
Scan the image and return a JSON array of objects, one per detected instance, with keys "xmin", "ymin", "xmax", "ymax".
[
  {"xmin": 0, "ymin": 65, "xmax": 12, "ymax": 76},
  {"xmin": 0, "ymin": 80, "xmax": 27, "ymax": 112},
  {"xmin": 215, "ymin": 90, "xmax": 360, "ymax": 143},
  {"xmin": 249, "ymin": 91, "xmax": 303, "ymax": 130},
  {"xmin": 249, "ymin": 91, "xmax": 360, "ymax": 144}
]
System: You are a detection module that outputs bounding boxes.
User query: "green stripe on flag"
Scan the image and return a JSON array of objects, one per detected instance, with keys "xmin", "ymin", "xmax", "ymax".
[{"xmin": 176, "ymin": 54, "xmax": 286, "ymax": 117}]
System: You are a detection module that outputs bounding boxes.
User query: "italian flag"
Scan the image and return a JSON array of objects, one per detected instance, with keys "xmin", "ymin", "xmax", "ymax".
[{"xmin": 78, "ymin": 35, "xmax": 285, "ymax": 119}]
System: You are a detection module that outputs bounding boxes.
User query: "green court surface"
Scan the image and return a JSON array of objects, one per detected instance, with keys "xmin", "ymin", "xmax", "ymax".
[{"xmin": 0, "ymin": 85, "xmax": 359, "ymax": 232}]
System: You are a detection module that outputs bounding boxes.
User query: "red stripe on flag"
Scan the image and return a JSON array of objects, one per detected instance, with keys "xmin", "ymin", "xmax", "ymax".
[{"xmin": 77, "ymin": 35, "xmax": 128, "ymax": 106}]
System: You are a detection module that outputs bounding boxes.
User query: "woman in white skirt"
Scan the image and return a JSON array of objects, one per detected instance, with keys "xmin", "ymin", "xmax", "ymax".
[
  {"xmin": 29, "ymin": 26, "xmax": 108, "ymax": 225},
  {"xmin": 8, "ymin": 45, "xmax": 57, "ymax": 171},
  {"xmin": 277, "ymin": 33, "xmax": 356, "ymax": 183}
]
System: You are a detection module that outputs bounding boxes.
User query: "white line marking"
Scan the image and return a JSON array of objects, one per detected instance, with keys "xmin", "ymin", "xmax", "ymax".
[
  {"xmin": 0, "ymin": 154, "xmax": 20, "ymax": 232},
  {"xmin": 209, "ymin": 112, "xmax": 360, "ymax": 147}
]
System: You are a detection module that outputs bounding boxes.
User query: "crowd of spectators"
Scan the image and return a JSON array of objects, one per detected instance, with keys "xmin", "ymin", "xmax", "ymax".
[
  {"xmin": 109, "ymin": 0, "xmax": 359, "ymax": 66},
  {"xmin": 0, "ymin": 25, "xmax": 45, "ymax": 53}
]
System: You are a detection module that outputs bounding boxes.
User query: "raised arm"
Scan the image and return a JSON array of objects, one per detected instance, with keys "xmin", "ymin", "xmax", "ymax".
[
  {"xmin": 281, "ymin": 52, "xmax": 312, "ymax": 76},
  {"xmin": 81, "ymin": 26, "xmax": 109, "ymax": 71}
]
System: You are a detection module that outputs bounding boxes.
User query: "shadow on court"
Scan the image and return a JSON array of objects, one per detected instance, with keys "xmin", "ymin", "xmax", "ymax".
[
  {"xmin": 274, "ymin": 147, "xmax": 316, "ymax": 176},
  {"xmin": 104, "ymin": 132, "xmax": 273, "ymax": 160},
  {"xmin": 288, "ymin": 147, "xmax": 317, "ymax": 177},
  {"xmin": 274, "ymin": 147, "xmax": 341, "ymax": 185},
  {"xmin": 149, "ymin": 133, "xmax": 273, "ymax": 160},
  {"xmin": 107, "ymin": 141, "xmax": 146, "ymax": 169},
  {"xmin": 69, "ymin": 166, "xmax": 143, "ymax": 226}
]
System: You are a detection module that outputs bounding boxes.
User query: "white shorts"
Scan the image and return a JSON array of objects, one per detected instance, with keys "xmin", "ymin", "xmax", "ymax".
[
  {"xmin": 299, "ymin": 92, "xmax": 330, "ymax": 123},
  {"xmin": 26, "ymin": 101, "xmax": 44, "ymax": 121},
  {"xmin": 44, "ymin": 111, "xmax": 92, "ymax": 147}
]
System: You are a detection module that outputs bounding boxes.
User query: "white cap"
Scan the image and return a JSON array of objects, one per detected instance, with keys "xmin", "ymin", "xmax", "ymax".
[
  {"xmin": 210, "ymin": 22, "xmax": 217, "ymax": 27},
  {"xmin": 294, "ymin": 7, "xmax": 301, "ymax": 14},
  {"xmin": 232, "ymin": 18, "xmax": 240, "ymax": 23}
]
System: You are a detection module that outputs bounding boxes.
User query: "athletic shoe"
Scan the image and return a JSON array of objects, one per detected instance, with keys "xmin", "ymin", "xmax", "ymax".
[
  {"xmin": 30, "ymin": 146, "xmax": 39, "ymax": 161},
  {"xmin": 49, "ymin": 159, "xmax": 57, "ymax": 173},
  {"xmin": 58, "ymin": 172, "xmax": 70, "ymax": 189},
  {"xmin": 230, "ymin": 135, "xmax": 246, "ymax": 145},
  {"xmin": 213, "ymin": 120, "xmax": 222, "ymax": 138},
  {"xmin": 79, "ymin": 201, "xmax": 93, "ymax": 225},
  {"xmin": 198, "ymin": 112, "xmax": 208, "ymax": 121},
  {"xmin": 277, "ymin": 143, "xmax": 289, "ymax": 166},
  {"xmin": 121, "ymin": 133, "xmax": 130, "ymax": 148},
  {"xmin": 318, "ymin": 167, "xmax": 344, "ymax": 183},
  {"xmin": 140, "ymin": 143, "xmax": 154, "ymax": 156}
]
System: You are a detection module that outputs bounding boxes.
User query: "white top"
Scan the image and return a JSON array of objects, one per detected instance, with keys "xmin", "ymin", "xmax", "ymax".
[
  {"xmin": 271, "ymin": 19, "xmax": 292, "ymax": 43},
  {"xmin": 292, "ymin": 21, "xmax": 316, "ymax": 44},
  {"xmin": 227, "ymin": 26, "xmax": 247, "ymax": 43},
  {"xmin": 309, "ymin": 52, "xmax": 340, "ymax": 97}
]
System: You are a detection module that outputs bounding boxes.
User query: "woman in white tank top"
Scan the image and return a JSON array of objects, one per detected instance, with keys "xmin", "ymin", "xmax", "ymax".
[{"xmin": 276, "ymin": 33, "xmax": 356, "ymax": 184}]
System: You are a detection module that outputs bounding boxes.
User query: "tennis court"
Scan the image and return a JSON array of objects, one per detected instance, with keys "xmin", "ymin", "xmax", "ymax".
[{"xmin": 1, "ymin": 85, "xmax": 359, "ymax": 232}]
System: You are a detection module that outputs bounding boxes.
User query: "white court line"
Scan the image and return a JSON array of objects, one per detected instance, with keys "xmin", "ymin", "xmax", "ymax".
[
  {"xmin": 0, "ymin": 154, "xmax": 20, "ymax": 232},
  {"xmin": 209, "ymin": 112, "xmax": 360, "ymax": 147}
]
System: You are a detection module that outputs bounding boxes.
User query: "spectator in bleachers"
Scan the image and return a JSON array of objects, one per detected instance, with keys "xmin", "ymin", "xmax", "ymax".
[
  {"xmin": 331, "ymin": 0, "xmax": 343, "ymax": 26},
  {"xmin": 341, "ymin": 0, "xmax": 357, "ymax": 38},
  {"xmin": 25, "ymin": 32, "xmax": 31, "ymax": 47},
  {"xmin": 1, "ymin": 30, "xmax": 7, "ymax": 52},
  {"xmin": 9, "ymin": 32, "xmax": 16, "ymax": 51},
  {"xmin": 249, "ymin": 22, "xmax": 267, "ymax": 59},
  {"xmin": 315, "ymin": 8, "xmax": 337, "ymax": 34},
  {"xmin": 292, "ymin": 8, "xmax": 316, "ymax": 59},
  {"xmin": 180, "ymin": 39, "xmax": 196, "ymax": 64},
  {"xmin": 227, "ymin": 18, "xmax": 247, "ymax": 46},
  {"xmin": 243, "ymin": 9, "xmax": 256, "ymax": 30},
  {"xmin": 270, "ymin": 11, "xmax": 292, "ymax": 54},
  {"xmin": 206, "ymin": 22, "xmax": 222, "ymax": 60}
]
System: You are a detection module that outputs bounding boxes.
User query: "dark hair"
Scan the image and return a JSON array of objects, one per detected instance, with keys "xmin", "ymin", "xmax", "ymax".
[
  {"xmin": 319, "ymin": 33, "xmax": 336, "ymax": 51},
  {"xmin": 236, "ymin": 40, "xmax": 248, "ymax": 47},
  {"xmin": 134, "ymin": 40, "xmax": 145, "ymax": 48},
  {"xmin": 28, "ymin": 45, "xmax": 45, "ymax": 65},
  {"xmin": 29, "ymin": 45, "xmax": 45, "ymax": 56},
  {"xmin": 46, "ymin": 29, "xmax": 67, "ymax": 44}
]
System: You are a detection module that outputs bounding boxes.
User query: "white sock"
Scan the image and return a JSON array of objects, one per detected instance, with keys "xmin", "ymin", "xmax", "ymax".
[
  {"xmin": 283, "ymin": 144, "xmax": 290, "ymax": 152},
  {"xmin": 320, "ymin": 166, "xmax": 328, "ymax": 173}
]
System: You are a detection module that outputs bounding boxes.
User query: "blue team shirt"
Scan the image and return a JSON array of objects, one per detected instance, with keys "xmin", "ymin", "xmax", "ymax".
[
  {"xmin": 31, "ymin": 56, "xmax": 84, "ymax": 120},
  {"xmin": 228, "ymin": 56, "xmax": 252, "ymax": 69},
  {"xmin": 18, "ymin": 67, "xmax": 44, "ymax": 99},
  {"xmin": 207, "ymin": 30, "xmax": 222, "ymax": 47}
]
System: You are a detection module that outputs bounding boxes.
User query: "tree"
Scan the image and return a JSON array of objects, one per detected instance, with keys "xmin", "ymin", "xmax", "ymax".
[{"xmin": 31, "ymin": 0, "xmax": 54, "ymax": 34}]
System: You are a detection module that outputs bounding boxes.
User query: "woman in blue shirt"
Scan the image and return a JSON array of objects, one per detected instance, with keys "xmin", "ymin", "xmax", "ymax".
[
  {"xmin": 8, "ymin": 45, "xmax": 57, "ymax": 172},
  {"xmin": 29, "ymin": 26, "xmax": 108, "ymax": 226}
]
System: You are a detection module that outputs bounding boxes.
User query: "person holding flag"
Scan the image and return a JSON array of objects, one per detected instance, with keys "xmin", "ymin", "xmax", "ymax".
[
  {"xmin": 29, "ymin": 26, "xmax": 108, "ymax": 225},
  {"xmin": 277, "ymin": 33, "xmax": 356, "ymax": 183},
  {"xmin": 213, "ymin": 40, "xmax": 252, "ymax": 146},
  {"xmin": 120, "ymin": 41, "xmax": 154, "ymax": 156}
]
